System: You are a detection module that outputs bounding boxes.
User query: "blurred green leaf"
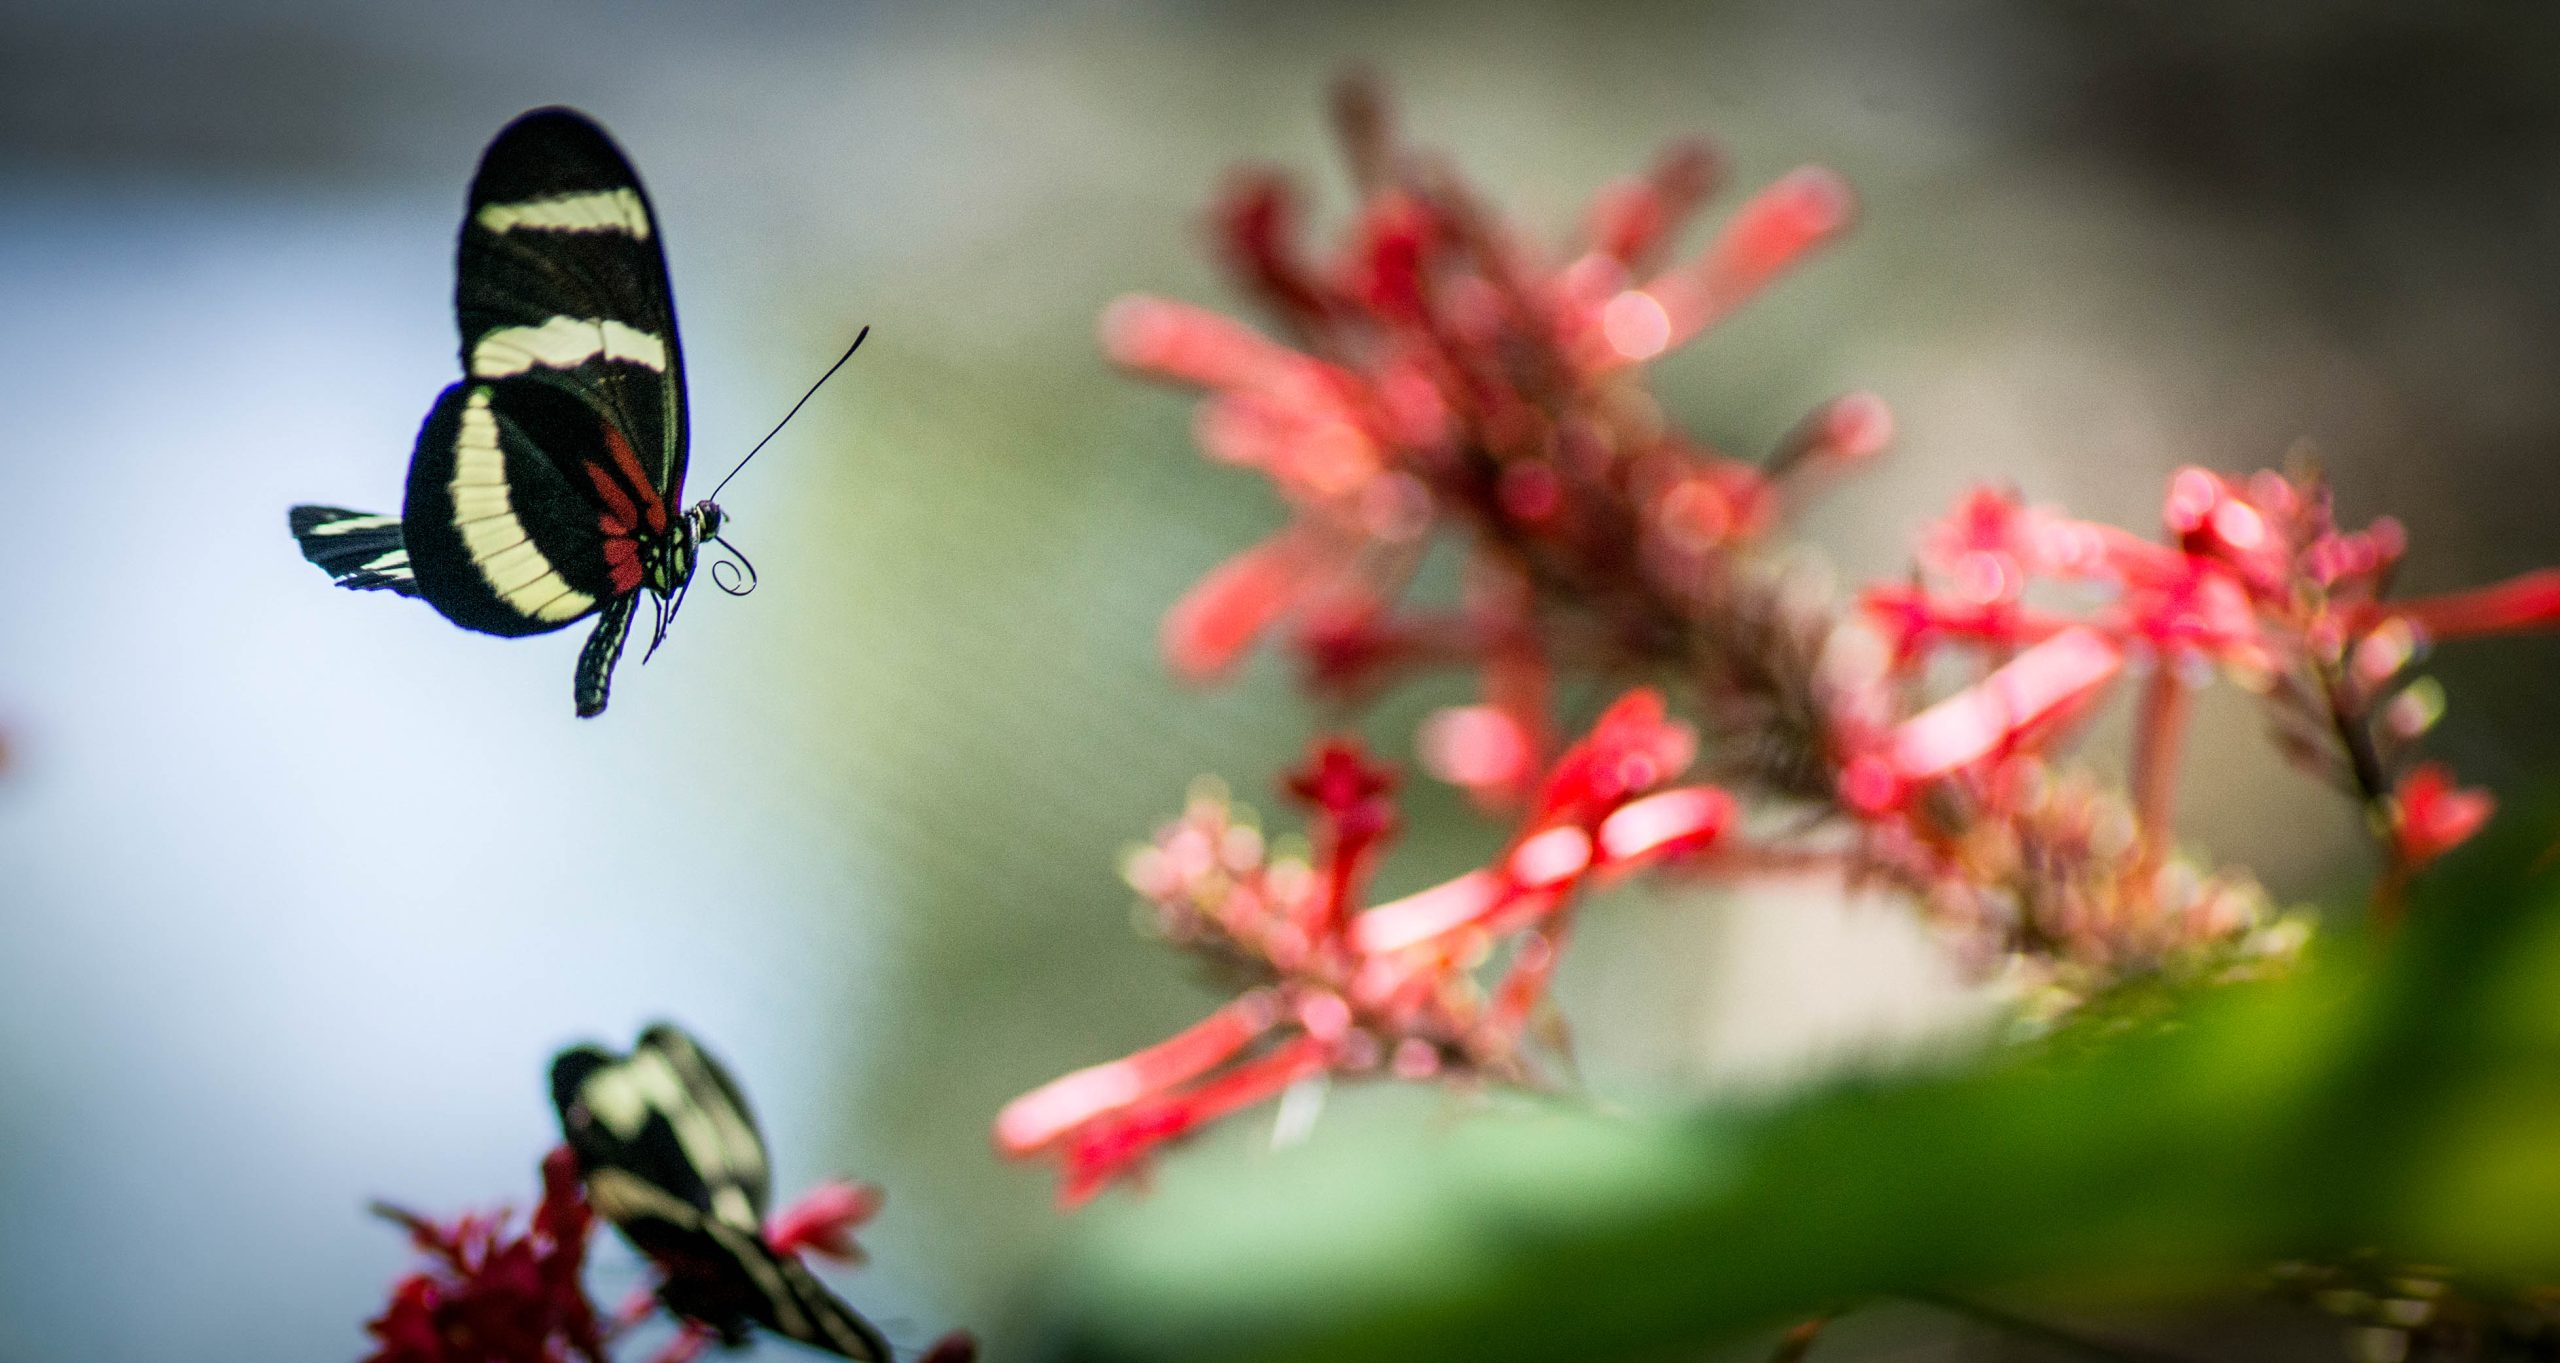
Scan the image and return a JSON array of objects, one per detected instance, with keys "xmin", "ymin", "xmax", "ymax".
[{"xmin": 1040, "ymin": 814, "xmax": 2560, "ymax": 1363}]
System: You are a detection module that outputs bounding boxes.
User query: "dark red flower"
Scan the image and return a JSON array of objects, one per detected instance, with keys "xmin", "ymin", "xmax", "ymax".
[{"xmin": 363, "ymin": 1147, "xmax": 604, "ymax": 1363}]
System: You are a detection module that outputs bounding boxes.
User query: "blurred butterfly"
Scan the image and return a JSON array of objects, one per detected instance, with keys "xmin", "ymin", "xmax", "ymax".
[
  {"xmin": 289, "ymin": 107, "xmax": 856, "ymax": 716},
  {"xmin": 551, "ymin": 1023, "xmax": 893, "ymax": 1361}
]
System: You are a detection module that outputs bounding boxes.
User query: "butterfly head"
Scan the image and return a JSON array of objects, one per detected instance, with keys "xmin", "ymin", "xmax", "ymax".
[
  {"xmin": 686, "ymin": 500, "xmax": 725, "ymax": 548},
  {"xmin": 639, "ymin": 501, "xmax": 754, "ymax": 664}
]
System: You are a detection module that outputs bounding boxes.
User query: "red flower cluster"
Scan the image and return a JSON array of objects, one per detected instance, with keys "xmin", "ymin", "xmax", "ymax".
[
  {"xmin": 995, "ymin": 690, "xmax": 1733, "ymax": 1203},
  {"xmin": 366, "ymin": 1155, "xmax": 945, "ymax": 1363},
  {"xmin": 365, "ymin": 1148, "xmax": 604, "ymax": 1363},
  {"xmin": 1852, "ymin": 465, "xmax": 2558, "ymax": 943},
  {"xmin": 1112, "ymin": 73, "xmax": 1882, "ymax": 805},
  {"xmin": 1013, "ymin": 75, "xmax": 2560, "ymax": 1207}
]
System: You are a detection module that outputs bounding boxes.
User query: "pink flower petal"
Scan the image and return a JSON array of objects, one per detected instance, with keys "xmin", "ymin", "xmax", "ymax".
[
  {"xmin": 994, "ymin": 993, "xmax": 1279, "ymax": 1155},
  {"xmin": 1098, "ymin": 295, "xmax": 1303, "ymax": 390},
  {"xmin": 1353, "ymin": 869, "xmax": 1504, "ymax": 954},
  {"xmin": 1595, "ymin": 785, "xmax": 1736, "ymax": 864},
  {"xmin": 1636, "ymin": 166, "xmax": 1853, "ymax": 354},
  {"xmin": 2393, "ymin": 763, "xmax": 2496, "ymax": 868},
  {"xmin": 2391, "ymin": 568, "xmax": 2560, "ymax": 642},
  {"xmin": 1161, "ymin": 531, "xmax": 1328, "ymax": 681},
  {"xmin": 1890, "ymin": 627, "xmax": 2124, "ymax": 781}
]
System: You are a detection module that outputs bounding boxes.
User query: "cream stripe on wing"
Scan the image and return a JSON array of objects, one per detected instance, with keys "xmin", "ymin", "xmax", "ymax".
[
  {"xmin": 308, "ymin": 513, "xmax": 402, "ymax": 536},
  {"xmin": 580, "ymin": 1053, "xmax": 758, "ymax": 1228},
  {"xmin": 473, "ymin": 188, "xmax": 650, "ymax": 238},
  {"xmin": 708, "ymin": 1220, "xmax": 811, "ymax": 1338},
  {"xmin": 452, "ymin": 484, "xmax": 511, "ymax": 524},
  {"xmin": 661, "ymin": 1033, "xmax": 770, "ymax": 1223},
  {"xmin": 470, "ymin": 316, "xmax": 667, "ymax": 378},
  {"xmin": 450, "ymin": 389, "xmax": 597, "ymax": 624},
  {"xmin": 627, "ymin": 1050, "xmax": 762, "ymax": 1230},
  {"xmin": 584, "ymin": 1164, "xmax": 807, "ymax": 1334}
]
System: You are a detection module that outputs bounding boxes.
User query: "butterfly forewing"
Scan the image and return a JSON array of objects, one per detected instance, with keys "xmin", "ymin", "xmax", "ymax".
[{"xmin": 458, "ymin": 108, "xmax": 688, "ymax": 498}]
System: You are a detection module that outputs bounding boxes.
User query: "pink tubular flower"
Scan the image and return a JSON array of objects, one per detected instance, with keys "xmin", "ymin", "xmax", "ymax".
[
  {"xmin": 2125, "ymin": 465, "xmax": 2542, "ymax": 881},
  {"xmin": 1582, "ymin": 166, "xmax": 1854, "ymax": 367},
  {"xmin": 2387, "ymin": 568, "xmax": 2560, "ymax": 642},
  {"xmin": 1854, "ymin": 458, "xmax": 2560, "ymax": 947},
  {"xmin": 764, "ymin": 1179, "xmax": 884, "ymax": 1265},
  {"xmin": 997, "ymin": 690, "xmax": 1733, "ymax": 1205},
  {"xmin": 1885, "ymin": 628, "xmax": 2124, "ymax": 788},
  {"xmin": 364, "ymin": 1148, "xmax": 605, "ymax": 1363},
  {"xmin": 1160, "ymin": 526, "xmax": 1343, "ymax": 680}
]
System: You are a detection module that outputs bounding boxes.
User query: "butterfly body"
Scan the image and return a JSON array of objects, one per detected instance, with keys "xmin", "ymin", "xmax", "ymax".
[
  {"xmin": 292, "ymin": 108, "xmax": 713, "ymax": 717},
  {"xmin": 551, "ymin": 1024, "xmax": 892, "ymax": 1361}
]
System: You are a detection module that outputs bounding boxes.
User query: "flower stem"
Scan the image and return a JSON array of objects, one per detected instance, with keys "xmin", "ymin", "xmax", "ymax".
[{"xmin": 2130, "ymin": 661, "xmax": 2191, "ymax": 875}]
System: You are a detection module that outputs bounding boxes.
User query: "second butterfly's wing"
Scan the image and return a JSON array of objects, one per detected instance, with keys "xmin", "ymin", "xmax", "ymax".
[
  {"xmin": 578, "ymin": 1168, "xmax": 894, "ymax": 1361},
  {"xmin": 554, "ymin": 1026, "xmax": 890, "ymax": 1361},
  {"xmin": 552, "ymin": 1023, "xmax": 770, "ymax": 1233}
]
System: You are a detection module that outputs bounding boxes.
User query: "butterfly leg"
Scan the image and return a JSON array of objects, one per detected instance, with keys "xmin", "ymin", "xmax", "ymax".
[{"xmin": 575, "ymin": 593, "xmax": 639, "ymax": 718}]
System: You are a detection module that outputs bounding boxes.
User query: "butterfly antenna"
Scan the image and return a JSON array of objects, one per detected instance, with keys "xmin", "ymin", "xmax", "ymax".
[
  {"xmin": 708, "ymin": 535, "xmax": 758, "ymax": 596},
  {"xmin": 707, "ymin": 326, "xmax": 869, "ymax": 504}
]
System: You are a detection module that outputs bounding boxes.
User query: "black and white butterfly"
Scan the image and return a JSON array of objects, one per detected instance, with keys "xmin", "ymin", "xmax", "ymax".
[
  {"xmin": 291, "ymin": 108, "xmax": 757, "ymax": 717},
  {"xmin": 552, "ymin": 1023, "xmax": 894, "ymax": 1361}
]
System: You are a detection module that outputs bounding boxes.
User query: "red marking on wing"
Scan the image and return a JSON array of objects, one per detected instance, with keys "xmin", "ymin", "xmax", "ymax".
[
  {"xmin": 599, "ymin": 421, "xmax": 669, "ymax": 535},
  {"xmin": 584, "ymin": 462, "xmax": 638, "ymax": 535},
  {"xmin": 602, "ymin": 536, "xmax": 644, "ymax": 594}
]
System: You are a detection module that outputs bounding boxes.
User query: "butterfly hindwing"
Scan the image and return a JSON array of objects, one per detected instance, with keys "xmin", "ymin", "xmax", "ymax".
[
  {"xmin": 287, "ymin": 506, "xmax": 418, "ymax": 596},
  {"xmin": 401, "ymin": 379, "xmax": 620, "ymax": 637},
  {"xmin": 552, "ymin": 1025, "xmax": 890, "ymax": 1361}
]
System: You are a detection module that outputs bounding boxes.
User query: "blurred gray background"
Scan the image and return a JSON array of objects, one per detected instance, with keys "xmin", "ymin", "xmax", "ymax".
[{"xmin": 3, "ymin": 2, "xmax": 2558, "ymax": 1360}]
